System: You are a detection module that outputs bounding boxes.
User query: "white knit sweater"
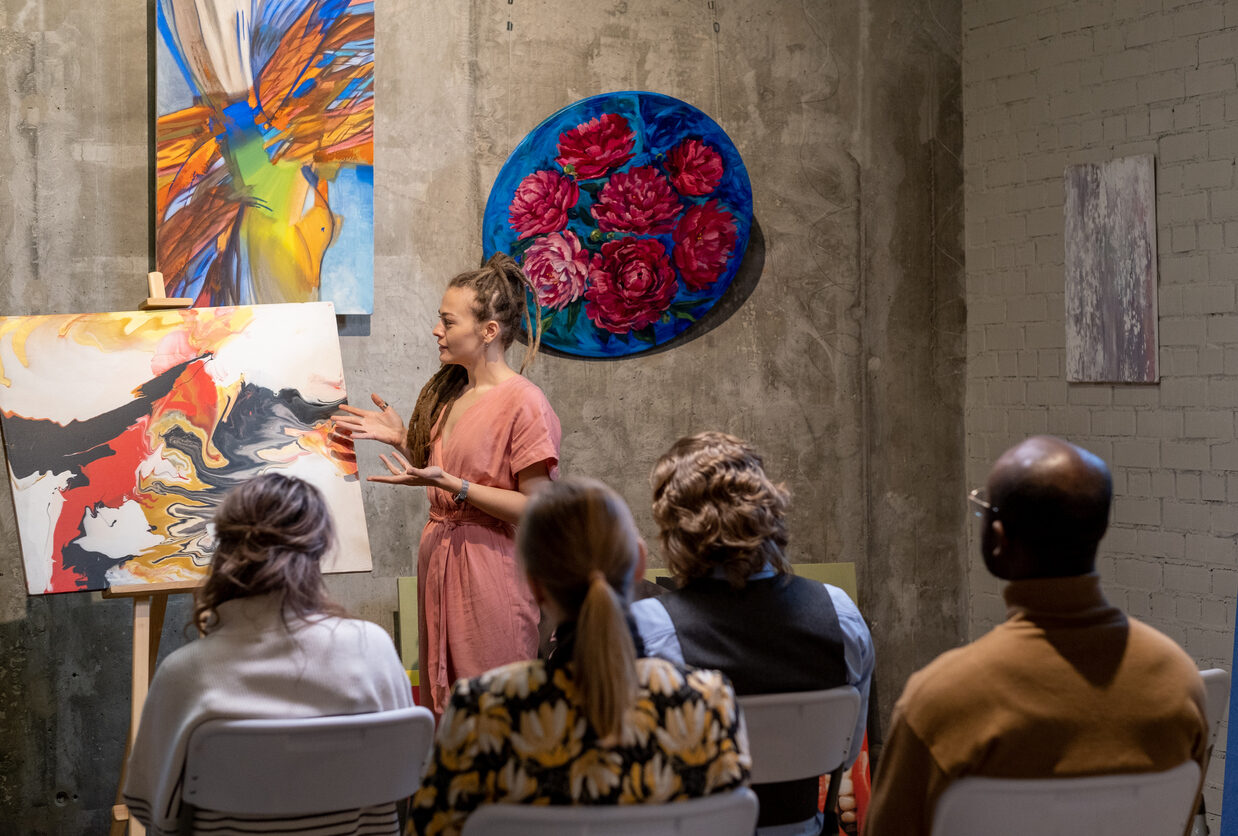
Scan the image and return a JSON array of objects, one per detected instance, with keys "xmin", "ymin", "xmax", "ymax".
[{"xmin": 123, "ymin": 594, "xmax": 413, "ymax": 835}]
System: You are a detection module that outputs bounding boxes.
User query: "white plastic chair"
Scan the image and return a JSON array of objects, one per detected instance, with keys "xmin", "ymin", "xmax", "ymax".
[
  {"xmin": 738, "ymin": 686, "xmax": 861, "ymax": 784},
  {"xmin": 460, "ymin": 787, "xmax": 760, "ymax": 836},
  {"xmin": 929, "ymin": 760, "xmax": 1202, "ymax": 836},
  {"xmin": 1200, "ymin": 667, "xmax": 1230, "ymax": 746},
  {"xmin": 182, "ymin": 706, "xmax": 435, "ymax": 816}
]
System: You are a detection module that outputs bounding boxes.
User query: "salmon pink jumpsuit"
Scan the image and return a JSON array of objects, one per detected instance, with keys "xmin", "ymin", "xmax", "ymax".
[{"xmin": 417, "ymin": 375, "xmax": 561, "ymax": 713}]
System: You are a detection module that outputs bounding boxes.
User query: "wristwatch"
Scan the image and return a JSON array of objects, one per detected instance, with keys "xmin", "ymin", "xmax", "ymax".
[{"xmin": 453, "ymin": 478, "xmax": 470, "ymax": 505}]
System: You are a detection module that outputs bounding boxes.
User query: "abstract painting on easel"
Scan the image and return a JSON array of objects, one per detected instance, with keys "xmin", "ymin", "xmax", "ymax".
[
  {"xmin": 0, "ymin": 303, "xmax": 372, "ymax": 594},
  {"xmin": 1064, "ymin": 154, "xmax": 1158, "ymax": 383},
  {"xmin": 155, "ymin": 0, "xmax": 374, "ymax": 313}
]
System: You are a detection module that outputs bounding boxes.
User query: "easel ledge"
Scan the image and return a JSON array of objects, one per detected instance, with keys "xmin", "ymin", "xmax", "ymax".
[
  {"xmin": 137, "ymin": 271, "xmax": 193, "ymax": 311},
  {"xmin": 102, "ymin": 578, "xmax": 204, "ymax": 599},
  {"xmin": 105, "ymin": 578, "xmax": 203, "ymax": 836}
]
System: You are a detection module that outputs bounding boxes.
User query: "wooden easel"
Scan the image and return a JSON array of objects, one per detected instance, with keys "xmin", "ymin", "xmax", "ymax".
[
  {"xmin": 106, "ymin": 273, "xmax": 196, "ymax": 835},
  {"xmin": 105, "ymin": 579, "xmax": 202, "ymax": 836}
]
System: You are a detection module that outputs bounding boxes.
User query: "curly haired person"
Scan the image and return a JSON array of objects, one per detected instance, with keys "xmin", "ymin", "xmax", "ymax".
[{"xmin": 631, "ymin": 431, "xmax": 874, "ymax": 836}]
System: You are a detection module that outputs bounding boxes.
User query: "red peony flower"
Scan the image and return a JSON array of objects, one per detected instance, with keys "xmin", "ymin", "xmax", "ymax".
[
  {"xmin": 665, "ymin": 138, "xmax": 725, "ymax": 196},
  {"xmin": 585, "ymin": 237, "xmax": 680, "ymax": 334},
  {"xmin": 508, "ymin": 170, "xmax": 579, "ymax": 240},
  {"xmin": 521, "ymin": 231, "xmax": 600, "ymax": 311},
  {"xmin": 672, "ymin": 200, "xmax": 738, "ymax": 291},
  {"xmin": 556, "ymin": 113, "xmax": 635, "ymax": 180},
  {"xmin": 590, "ymin": 166, "xmax": 682, "ymax": 235}
]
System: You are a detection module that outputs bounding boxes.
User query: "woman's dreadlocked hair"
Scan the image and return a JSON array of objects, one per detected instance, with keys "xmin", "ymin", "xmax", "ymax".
[{"xmin": 405, "ymin": 253, "xmax": 543, "ymax": 467}]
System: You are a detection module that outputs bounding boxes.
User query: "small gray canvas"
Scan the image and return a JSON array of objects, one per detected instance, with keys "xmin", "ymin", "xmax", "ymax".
[{"xmin": 1064, "ymin": 154, "xmax": 1159, "ymax": 383}]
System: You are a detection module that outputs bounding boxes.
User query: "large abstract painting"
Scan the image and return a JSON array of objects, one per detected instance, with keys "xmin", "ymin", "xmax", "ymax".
[
  {"xmin": 0, "ymin": 303, "xmax": 371, "ymax": 594},
  {"xmin": 156, "ymin": 0, "xmax": 374, "ymax": 314},
  {"xmin": 482, "ymin": 91, "xmax": 753, "ymax": 358},
  {"xmin": 1064, "ymin": 154, "xmax": 1158, "ymax": 383}
]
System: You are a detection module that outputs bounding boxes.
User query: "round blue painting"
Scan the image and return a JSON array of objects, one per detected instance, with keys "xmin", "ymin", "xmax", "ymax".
[{"xmin": 482, "ymin": 91, "xmax": 753, "ymax": 358}]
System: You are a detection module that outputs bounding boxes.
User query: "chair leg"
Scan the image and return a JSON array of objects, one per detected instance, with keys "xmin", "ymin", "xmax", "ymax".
[{"xmin": 820, "ymin": 765, "xmax": 845, "ymax": 836}]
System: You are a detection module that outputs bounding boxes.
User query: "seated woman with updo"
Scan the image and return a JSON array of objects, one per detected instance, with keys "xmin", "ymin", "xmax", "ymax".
[
  {"xmin": 409, "ymin": 477, "xmax": 751, "ymax": 836},
  {"xmin": 124, "ymin": 473, "xmax": 413, "ymax": 836}
]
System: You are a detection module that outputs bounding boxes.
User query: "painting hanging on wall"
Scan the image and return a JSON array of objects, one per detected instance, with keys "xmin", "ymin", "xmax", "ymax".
[
  {"xmin": 155, "ymin": 0, "xmax": 374, "ymax": 314},
  {"xmin": 482, "ymin": 91, "xmax": 753, "ymax": 358},
  {"xmin": 0, "ymin": 302, "xmax": 371, "ymax": 595},
  {"xmin": 1064, "ymin": 154, "xmax": 1159, "ymax": 383}
]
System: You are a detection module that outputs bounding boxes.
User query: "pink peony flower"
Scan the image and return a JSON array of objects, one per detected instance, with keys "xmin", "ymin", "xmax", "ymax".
[
  {"xmin": 555, "ymin": 113, "xmax": 635, "ymax": 180},
  {"xmin": 665, "ymin": 138, "xmax": 725, "ymax": 196},
  {"xmin": 585, "ymin": 237, "xmax": 679, "ymax": 334},
  {"xmin": 521, "ymin": 231, "xmax": 600, "ymax": 311},
  {"xmin": 508, "ymin": 170, "xmax": 580, "ymax": 240},
  {"xmin": 672, "ymin": 200, "xmax": 738, "ymax": 291},
  {"xmin": 590, "ymin": 166, "xmax": 682, "ymax": 235}
]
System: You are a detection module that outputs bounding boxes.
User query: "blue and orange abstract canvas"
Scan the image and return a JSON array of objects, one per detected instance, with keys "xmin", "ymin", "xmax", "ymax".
[
  {"xmin": 0, "ymin": 303, "xmax": 371, "ymax": 594},
  {"xmin": 156, "ymin": 0, "xmax": 374, "ymax": 313}
]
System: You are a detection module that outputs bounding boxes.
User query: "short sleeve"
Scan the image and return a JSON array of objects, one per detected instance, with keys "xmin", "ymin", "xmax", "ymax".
[{"xmin": 508, "ymin": 382, "xmax": 561, "ymax": 479}]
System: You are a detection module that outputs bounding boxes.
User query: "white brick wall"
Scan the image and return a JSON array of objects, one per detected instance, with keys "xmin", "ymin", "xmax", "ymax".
[{"xmin": 964, "ymin": 0, "xmax": 1238, "ymax": 824}]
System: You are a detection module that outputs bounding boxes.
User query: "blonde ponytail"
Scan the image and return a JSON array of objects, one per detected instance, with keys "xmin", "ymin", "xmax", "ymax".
[
  {"xmin": 575, "ymin": 570, "xmax": 638, "ymax": 738},
  {"xmin": 517, "ymin": 478, "xmax": 642, "ymax": 739}
]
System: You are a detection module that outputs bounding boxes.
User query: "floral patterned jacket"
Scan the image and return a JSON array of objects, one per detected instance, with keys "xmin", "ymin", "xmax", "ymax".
[{"xmin": 408, "ymin": 652, "xmax": 751, "ymax": 836}]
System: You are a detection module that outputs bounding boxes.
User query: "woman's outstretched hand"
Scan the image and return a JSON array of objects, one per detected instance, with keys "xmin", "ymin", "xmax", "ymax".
[
  {"xmin": 332, "ymin": 393, "xmax": 406, "ymax": 451},
  {"xmin": 371, "ymin": 450, "xmax": 449, "ymax": 490}
]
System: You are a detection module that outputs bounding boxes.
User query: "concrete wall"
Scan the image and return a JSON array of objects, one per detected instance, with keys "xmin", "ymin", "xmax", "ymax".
[
  {"xmin": 963, "ymin": 0, "xmax": 1238, "ymax": 825},
  {"xmin": 0, "ymin": 1, "xmax": 963, "ymax": 830}
]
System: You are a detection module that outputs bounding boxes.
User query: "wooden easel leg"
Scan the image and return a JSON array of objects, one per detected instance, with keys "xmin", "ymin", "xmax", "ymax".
[{"xmin": 110, "ymin": 594, "xmax": 167, "ymax": 836}]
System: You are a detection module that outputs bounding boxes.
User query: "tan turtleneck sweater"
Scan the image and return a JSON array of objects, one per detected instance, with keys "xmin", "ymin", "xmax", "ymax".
[{"xmin": 865, "ymin": 574, "xmax": 1208, "ymax": 836}]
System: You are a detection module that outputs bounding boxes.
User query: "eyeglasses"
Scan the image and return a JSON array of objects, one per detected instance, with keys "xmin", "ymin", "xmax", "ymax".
[{"xmin": 967, "ymin": 488, "xmax": 998, "ymax": 518}]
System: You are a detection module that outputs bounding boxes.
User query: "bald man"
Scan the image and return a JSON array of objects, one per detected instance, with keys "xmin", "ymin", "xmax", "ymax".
[{"xmin": 864, "ymin": 436, "xmax": 1208, "ymax": 835}]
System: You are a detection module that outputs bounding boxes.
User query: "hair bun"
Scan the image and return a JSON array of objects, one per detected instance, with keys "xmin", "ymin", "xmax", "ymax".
[{"xmin": 485, "ymin": 251, "xmax": 517, "ymax": 273}]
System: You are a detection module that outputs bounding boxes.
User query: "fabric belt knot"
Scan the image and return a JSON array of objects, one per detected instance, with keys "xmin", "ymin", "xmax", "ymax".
[{"xmin": 427, "ymin": 509, "xmax": 513, "ymax": 536}]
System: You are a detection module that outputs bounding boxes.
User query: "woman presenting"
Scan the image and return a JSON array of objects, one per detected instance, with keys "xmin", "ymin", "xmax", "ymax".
[{"xmin": 334, "ymin": 254, "xmax": 561, "ymax": 714}]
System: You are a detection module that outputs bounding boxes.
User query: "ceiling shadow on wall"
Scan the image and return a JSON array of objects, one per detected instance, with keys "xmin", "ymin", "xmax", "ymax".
[{"xmin": 536, "ymin": 217, "xmax": 767, "ymax": 362}]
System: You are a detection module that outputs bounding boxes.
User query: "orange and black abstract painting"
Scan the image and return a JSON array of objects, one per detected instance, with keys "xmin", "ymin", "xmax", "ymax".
[{"xmin": 0, "ymin": 303, "xmax": 371, "ymax": 594}]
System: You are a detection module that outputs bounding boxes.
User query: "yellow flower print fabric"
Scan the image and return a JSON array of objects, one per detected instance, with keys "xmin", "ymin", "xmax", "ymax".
[{"xmin": 409, "ymin": 657, "xmax": 750, "ymax": 836}]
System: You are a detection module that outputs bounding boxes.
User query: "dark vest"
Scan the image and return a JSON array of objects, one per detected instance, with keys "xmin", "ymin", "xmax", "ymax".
[{"xmin": 660, "ymin": 574, "xmax": 849, "ymax": 827}]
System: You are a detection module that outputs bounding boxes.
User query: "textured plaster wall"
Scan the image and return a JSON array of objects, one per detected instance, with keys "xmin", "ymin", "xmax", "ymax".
[
  {"xmin": 0, "ymin": 0, "xmax": 963, "ymax": 830},
  {"xmin": 963, "ymin": 0, "xmax": 1238, "ymax": 826}
]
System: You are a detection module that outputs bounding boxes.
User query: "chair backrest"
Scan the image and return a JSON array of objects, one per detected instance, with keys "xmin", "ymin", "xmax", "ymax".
[
  {"xmin": 738, "ymin": 686, "xmax": 861, "ymax": 784},
  {"xmin": 929, "ymin": 760, "xmax": 1202, "ymax": 836},
  {"xmin": 183, "ymin": 706, "xmax": 435, "ymax": 815},
  {"xmin": 1200, "ymin": 667, "xmax": 1230, "ymax": 746},
  {"xmin": 460, "ymin": 787, "xmax": 760, "ymax": 836}
]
